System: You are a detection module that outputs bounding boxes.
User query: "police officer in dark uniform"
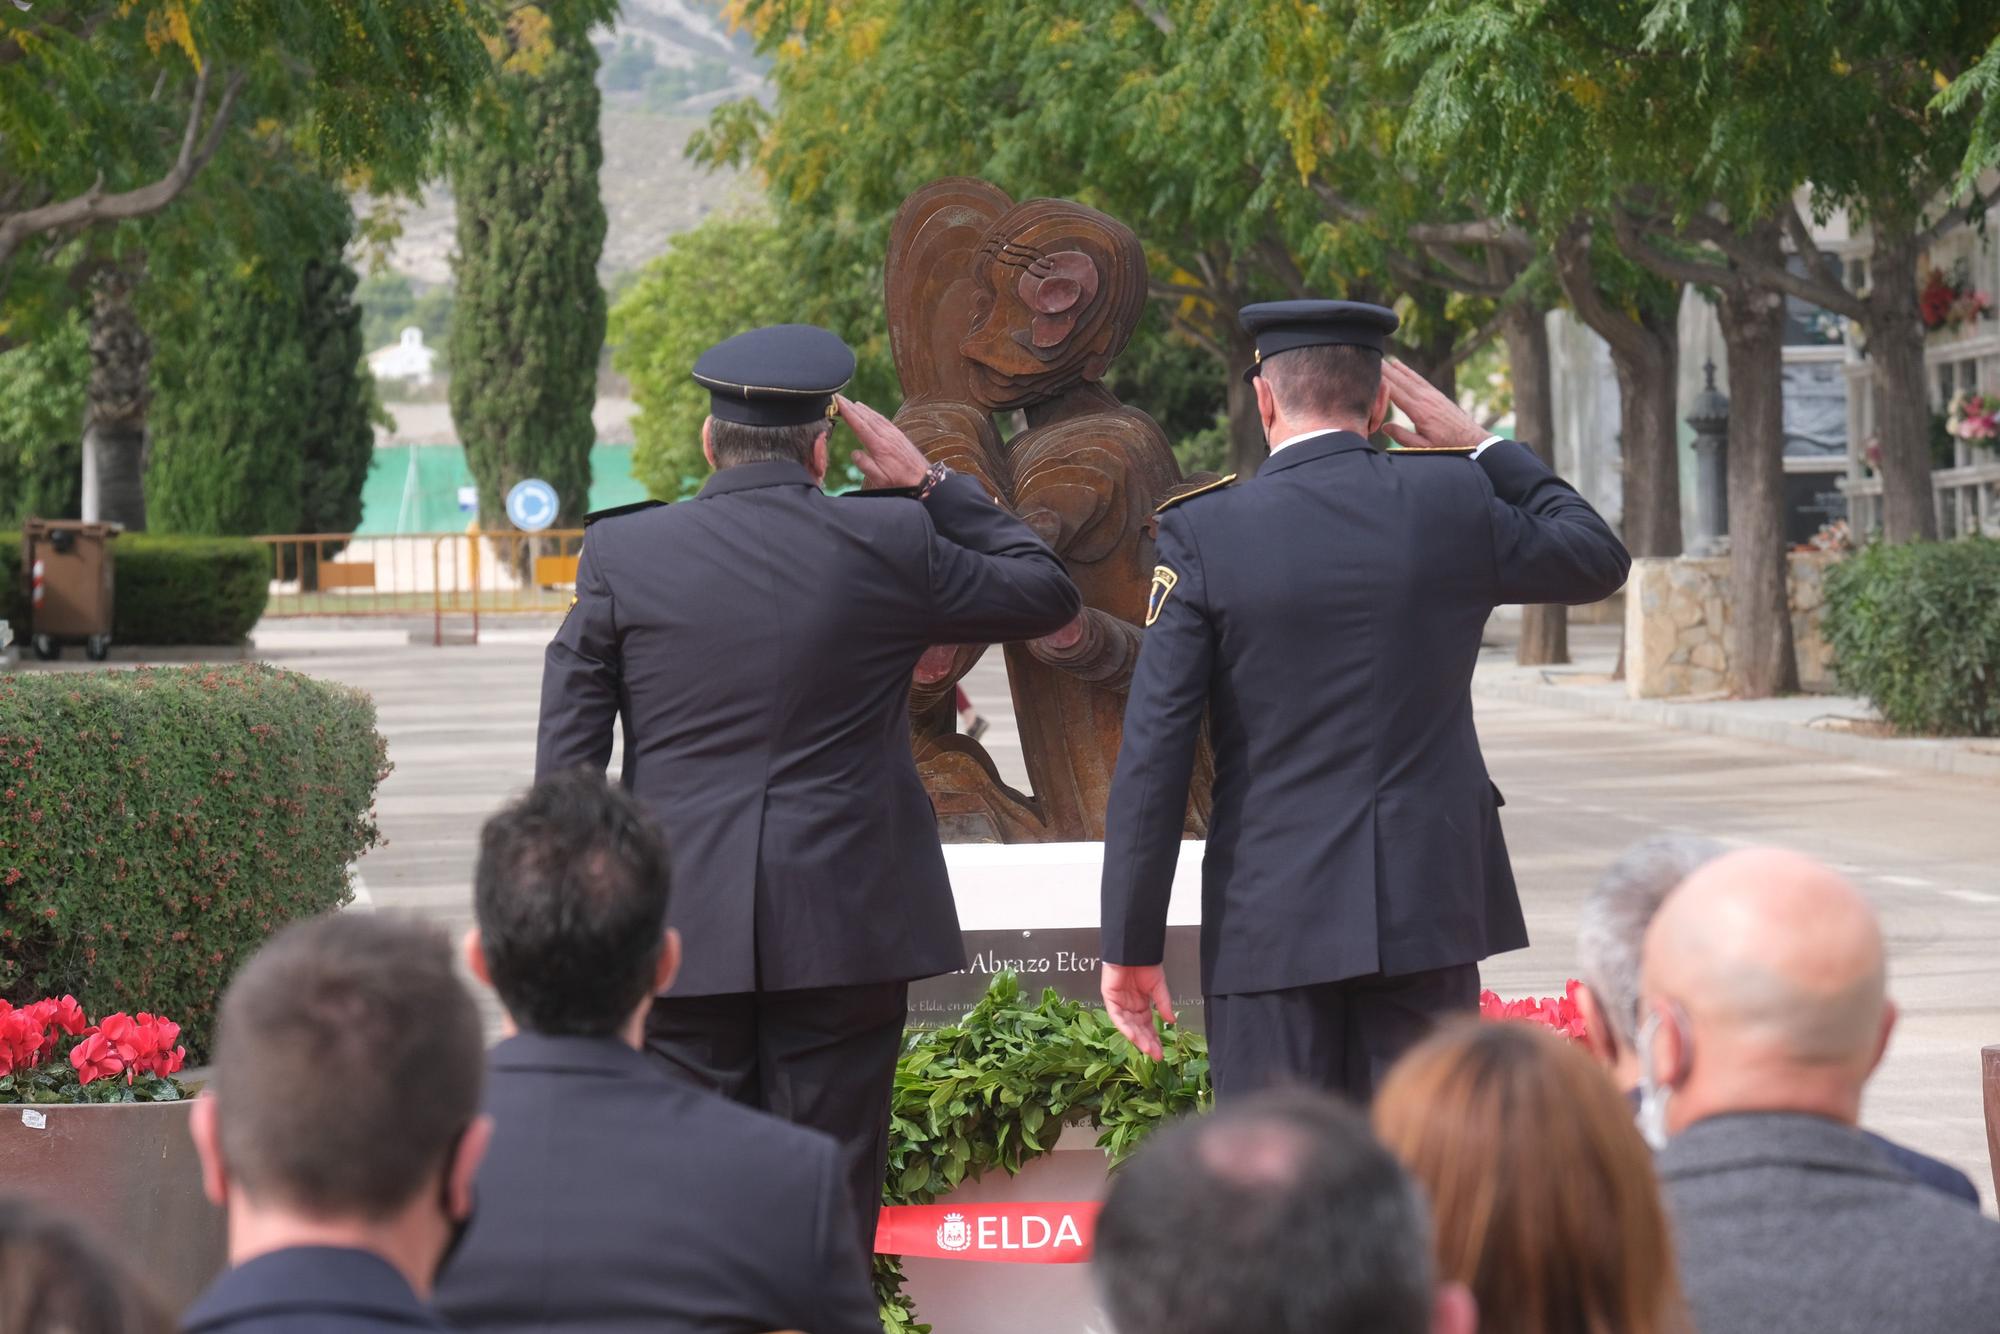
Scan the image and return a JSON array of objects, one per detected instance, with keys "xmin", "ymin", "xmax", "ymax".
[
  {"xmin": 536, "ymin": 324, "xmax": 1081, "ymax": 1248},
  {"xmin": 1098, "ymin": 300, "xmax": 1630, "ymax": 1101}
]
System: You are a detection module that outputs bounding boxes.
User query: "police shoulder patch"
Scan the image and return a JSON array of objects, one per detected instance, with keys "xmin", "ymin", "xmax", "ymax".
[
  {"xmin": 1145, "ymin": 564, "xmax": 1179, "ymax": 626},
  {"xmin": 1155, "ymin": 473, "xmax": 1236, "ymax": 513},
  {"xmin": 583, "ymin": 499, "xmax": 667, "ymax": 528}
]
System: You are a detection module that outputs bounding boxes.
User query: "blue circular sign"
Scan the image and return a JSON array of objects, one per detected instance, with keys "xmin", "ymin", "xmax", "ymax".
[{"xmin": 505, "ymin": 478, "xmax": 560, "ymax": 532}]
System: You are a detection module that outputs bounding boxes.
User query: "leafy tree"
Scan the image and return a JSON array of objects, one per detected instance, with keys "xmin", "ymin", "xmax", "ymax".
[
  {"xmin": 148, "ymin": 178, "xmax": 374, "ymax": 564},
  {"xmin": 700, "ymin": 0, "xmax": 1486, "ymax": 478},
  {"xmin": 448, "ymin": 15, "xmax": 608, "ymax": 533},
  {"xmin": 610, "ymin": 214, "xmax": 901, "ymax": 499},
  {"xmin": 1, "ymin": 0, "xmax": 495, "ymax": 530},
  {"xmin": 0, "ymin": 312, "xmax": 86, "ymax": 526},
  {"xmin": 1935, "ymin": 32, "xmax": 2000, "ymax": 187}
]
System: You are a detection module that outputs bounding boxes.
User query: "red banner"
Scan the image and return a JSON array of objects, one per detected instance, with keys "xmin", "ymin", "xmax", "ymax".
[{"xmin": 874, "ymin": 1202, "xmax": 1101, "ymax": 1264}]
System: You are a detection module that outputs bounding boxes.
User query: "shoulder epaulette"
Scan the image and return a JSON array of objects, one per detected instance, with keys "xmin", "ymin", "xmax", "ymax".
[
  {"xmin": 1155, "ymin": 473, "xmax": 1237, "ymax": 513},
  {"xmin": 1384, "ymin": 447, "xmax": 1476, "ymax": 458},
  {"xmin": 583, "ymin": 499, "xmax": 667, "ymax": 528}
]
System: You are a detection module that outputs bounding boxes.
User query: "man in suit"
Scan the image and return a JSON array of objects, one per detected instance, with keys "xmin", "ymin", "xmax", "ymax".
[
  {"xmin": 433, "ymin": 772, "xmax": 880, "ymax": 1334},
  {"xmin": 1640, "ymin": 847, "xmax": 2000, "ymax": 1333},
  {"xmin": 1100, "ymin": 300, "xmax": 1629, "ymax": 1100},
  {"xmin": 536, "ymin": 323, "xmax": 1081, "ymax": 1247},
  {"xmin": 182, "ymin": 916, "xmax": 489, "ymax": 1334},
  {"xmin": 1580, "ymin": 833, "xmax": 1981, "ymax": 1206}
]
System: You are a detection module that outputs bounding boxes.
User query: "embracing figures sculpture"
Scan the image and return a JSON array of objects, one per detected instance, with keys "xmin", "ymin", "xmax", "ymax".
[{"xmin": 886, "ymin": 177, "xmax": 1216, "ymax": 843}]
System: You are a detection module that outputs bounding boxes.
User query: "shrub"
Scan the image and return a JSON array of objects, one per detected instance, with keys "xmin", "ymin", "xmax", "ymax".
[
  {"xmin": 1823, "ymin": 537, "xmax": 2000, "ymax": 736},
  {"xmin": 0, "ymin": 665, "xmax": 390, "ymax": 1057},
  {"xmin": 0, "ymin": 533, "xmax": 269, "ymax": 646}
]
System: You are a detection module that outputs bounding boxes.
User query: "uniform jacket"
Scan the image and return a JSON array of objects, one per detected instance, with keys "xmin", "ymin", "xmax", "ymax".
[
  {"xmin": 1660, "ymin": 1112, "xmax": 2000, "ymax": 1334},
  {"xmin": 537, "ymin": 461, "xmax": 1080, "ymax": 996},
  {"xmin": 182, "ymin": 1247, "xmax": 446, "ymax": 1334},
  {"xmin": 432, "ymin": 1033, "xmax": 879, "ymax": 1334},
  {"xmin": 1101, "ymin": 433, "xmax": 1629, "ymax": 994}
]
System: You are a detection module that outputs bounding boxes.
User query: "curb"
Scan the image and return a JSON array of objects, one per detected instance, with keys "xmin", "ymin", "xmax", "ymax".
[{"xmin": 1471, "ymin": 673, "xmax": 2000, "ymax": 784}]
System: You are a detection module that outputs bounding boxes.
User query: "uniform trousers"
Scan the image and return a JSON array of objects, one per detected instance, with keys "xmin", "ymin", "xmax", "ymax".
[
  {"xmin": 644, "ymin": 981, "xmax": 908, "ymax": 1258},
  {"xmin": 1205, "ymin": 963, "xmax": 1480, "ymax": 1103}
]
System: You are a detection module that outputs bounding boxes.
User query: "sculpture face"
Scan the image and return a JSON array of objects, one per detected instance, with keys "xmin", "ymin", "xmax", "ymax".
[{"xmin": 957, "ymin": 204, "xmax": 1142, "ymax": 411}]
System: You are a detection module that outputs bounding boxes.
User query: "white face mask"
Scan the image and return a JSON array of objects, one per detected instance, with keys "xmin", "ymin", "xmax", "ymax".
[{"xmin": 1634, "ymin": 1007, "xmax": 1675, "ymax": 1151}]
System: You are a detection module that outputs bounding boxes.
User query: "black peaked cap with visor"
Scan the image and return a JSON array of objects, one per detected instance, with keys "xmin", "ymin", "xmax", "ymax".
[
  {"xmin": 692, "ymin": 323, "xmax": 857, "ymax": 426},
  {"xmin": 1237, "ymin": 299, "xmax": 1398, "ymax": 383}
]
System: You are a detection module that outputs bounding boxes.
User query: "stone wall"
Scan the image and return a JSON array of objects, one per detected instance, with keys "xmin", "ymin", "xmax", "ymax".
[{"xmin": 1626, "ymin": 553, "xmax": 1840, "ymax": 698}]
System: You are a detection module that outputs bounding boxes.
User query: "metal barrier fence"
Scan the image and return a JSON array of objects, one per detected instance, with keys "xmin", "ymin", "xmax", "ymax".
[{"xmin": 250, "ymin": 530, "xmax": 585, "ymax": 646}]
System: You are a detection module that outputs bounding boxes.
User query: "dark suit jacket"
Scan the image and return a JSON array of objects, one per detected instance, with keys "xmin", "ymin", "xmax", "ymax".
[
  {"xmin": 537, "ymin": 462, "xmax": 1079, "ymax": 996},
  {"xmin": 432, "ymin": 1033, "xmax": 880, "ymax": 1334},
  {"xmin": 183, "ymin": 1247, "xmax": 445, "ymax": 1334},
  {"xmin": 1660, "ymin": 1112, "xmax": 2000, "ymax": 1334},
  {"xmin": 1102, "ymin": 434, "xmax": 1628, "ymax": 994}
]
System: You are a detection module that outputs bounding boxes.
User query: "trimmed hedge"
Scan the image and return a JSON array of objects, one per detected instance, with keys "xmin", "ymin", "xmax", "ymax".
[
  {"xmin": 1, "ymin": 532, "xmax": 269, "ymax": 645},
  {"xmin": 0, "ymin": 665, "xmax": 389, "ymax": 1057},
  {"xmin": 1824, "ymin": 537, "xmax": 2000, "ymax": 737}
]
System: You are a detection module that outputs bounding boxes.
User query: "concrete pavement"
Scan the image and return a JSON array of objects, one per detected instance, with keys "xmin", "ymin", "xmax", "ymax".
[{"xmin": 252, "ymin": 619, "xmax": 2000, "ymax": 1204}]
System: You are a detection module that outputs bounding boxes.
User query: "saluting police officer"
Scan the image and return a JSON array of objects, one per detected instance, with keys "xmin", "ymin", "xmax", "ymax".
[
  {"xmin": 537, "ymin": 324, "xmax": 1081, "ymax": 1251},
  {"xmin": 1098, "ymin": 300, "xmax": 1630, "ymax": 1101}
]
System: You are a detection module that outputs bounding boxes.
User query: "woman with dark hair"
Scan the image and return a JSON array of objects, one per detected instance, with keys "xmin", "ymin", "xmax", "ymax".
[
  {"xmin": 0, "ymin": 1200, "xmax": 172, "ymax": 1334},
  {"xmin": 1373, "ymin": 1021, "xmax": 1691, "ymax": 1334}
]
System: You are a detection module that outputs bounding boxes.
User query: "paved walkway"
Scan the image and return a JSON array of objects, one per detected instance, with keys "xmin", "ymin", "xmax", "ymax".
[{"xmin": 245, "ymin": 618, "xmax": 2000, "ymax": 1202}]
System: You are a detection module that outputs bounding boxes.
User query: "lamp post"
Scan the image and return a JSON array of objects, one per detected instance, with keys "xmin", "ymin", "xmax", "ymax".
[{"xmin": 1687, "ymin": 360, "xmax": 1730, "ymax": 556}]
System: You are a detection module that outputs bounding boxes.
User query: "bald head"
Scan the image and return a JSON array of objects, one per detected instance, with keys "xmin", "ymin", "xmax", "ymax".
[{"xmin": 1643, "ymin": 849, "xmax": 1891, "ymax": 1121}]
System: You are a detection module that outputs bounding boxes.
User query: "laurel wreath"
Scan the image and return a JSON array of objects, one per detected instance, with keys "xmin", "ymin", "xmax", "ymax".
[{"xmin": 876, "ymin": 972, "xmax": 1212, "ymax": 1332}]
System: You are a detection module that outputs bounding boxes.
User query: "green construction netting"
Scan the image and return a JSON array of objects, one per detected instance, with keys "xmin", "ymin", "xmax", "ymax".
[{"xmin": 355, "ymin": 444, "xmax": 648, "ymax": 534}]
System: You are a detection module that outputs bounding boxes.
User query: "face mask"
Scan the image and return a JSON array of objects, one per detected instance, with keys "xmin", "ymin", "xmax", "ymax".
[{"xmin": 1633, "ymin": 1007, "xmax": 1674, "ymax": 1151}]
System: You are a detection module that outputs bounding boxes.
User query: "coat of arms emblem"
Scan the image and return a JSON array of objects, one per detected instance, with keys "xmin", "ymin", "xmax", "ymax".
[{"xmin": 935, "ymin": 1211, "xmax": 972, "ymax": 1251}]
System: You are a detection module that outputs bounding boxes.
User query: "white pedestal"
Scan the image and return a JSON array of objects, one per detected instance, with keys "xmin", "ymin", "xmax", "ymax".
[{"xmin": 893, "ymin": 842, "xmax": 1204, "ymax": 1333}]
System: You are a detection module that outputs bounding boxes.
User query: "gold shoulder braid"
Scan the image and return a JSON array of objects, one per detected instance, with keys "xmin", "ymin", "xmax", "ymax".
[{"xmin": 1155, "ymin": 473, "xmax": 1237, "ymax": 513}]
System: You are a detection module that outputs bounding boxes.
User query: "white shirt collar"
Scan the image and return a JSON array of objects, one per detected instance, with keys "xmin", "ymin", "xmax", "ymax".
[{"xmin": 1270, "ymin": 427, "xmax": 1348, "ymax": 455}]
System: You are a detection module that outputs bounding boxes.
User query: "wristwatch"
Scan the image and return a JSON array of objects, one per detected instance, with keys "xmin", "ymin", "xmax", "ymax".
[{"xmin": 915, "ymin": 461, "xmax": 952, "ymax": 500}]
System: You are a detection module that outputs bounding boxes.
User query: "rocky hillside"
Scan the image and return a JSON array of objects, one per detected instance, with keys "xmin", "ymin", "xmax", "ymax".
[{"xmin": 362, "ymin": 0, "xmax": 765, "ymax": 288}]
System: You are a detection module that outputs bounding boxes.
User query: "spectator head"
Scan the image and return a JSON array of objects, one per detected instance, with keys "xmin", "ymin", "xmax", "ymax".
[
  {"xmin": 1575, "ymin": 834, "xmax": 1725, "ymax": 1089},
  {"xmin": 189, "ymin": 914, "xmax": 488, "ymax": 1296},
  {"xmin": 0, "ymin": 1200, "xmax": 171, "ymax": 1334},
  {"xmin": 469, "ymin": 771, "xmax": 679, "ymax": 1041},
  {"xmin": 1094, "ymin": 1090, "xmax": 1474, "ymax": 1334},
  {"xmin": 1375, "ymin": 1022, "xmax": 1688, "ymax": 1334},
  {"xmin": 1639, "ymin": 847, "xmax": 1892, "ymax": 1138}
]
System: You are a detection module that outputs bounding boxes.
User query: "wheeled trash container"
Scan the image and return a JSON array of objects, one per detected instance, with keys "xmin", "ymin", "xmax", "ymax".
[{"xmin": 22, "ymin": 519, "xmax": 120, "ymax": 661}]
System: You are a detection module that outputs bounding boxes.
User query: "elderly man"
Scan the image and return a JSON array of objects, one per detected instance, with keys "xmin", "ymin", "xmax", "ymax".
[
  {"xmin": 1094, "ymin": 1090, "xmax": 1474, "ymax": 1334},
  {"xmin": 1638, "ymin": 848, "xmax": 2000, "ymax": 1334},
  {"xmin": 1578, "ymin": 834, "xmax": 1976, "ymax": 1205}
]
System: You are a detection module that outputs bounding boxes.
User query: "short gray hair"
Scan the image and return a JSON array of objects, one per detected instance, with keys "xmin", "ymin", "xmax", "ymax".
[{"xmin": 1576, "ymin": 834, "xmax": 1726, "ymax": 1051}]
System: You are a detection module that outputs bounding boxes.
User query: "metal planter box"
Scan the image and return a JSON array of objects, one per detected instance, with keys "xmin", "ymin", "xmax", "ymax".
[{"xmin": 0, "ymin": 1100, "xmax": 226, "ymax": 1312}]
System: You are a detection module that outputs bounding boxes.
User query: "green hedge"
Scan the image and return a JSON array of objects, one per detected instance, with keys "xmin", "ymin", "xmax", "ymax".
[
  {"xmin": 1824, "ymin": 537, "xmax": 2000, "ymax": 737},
  {"xmin": 0, "ymin": 665, "xmax": 389, "ymax": 1056},
  {"xmin": 1, "ymin": 532, "xmax": 269, "ymax": 645}
]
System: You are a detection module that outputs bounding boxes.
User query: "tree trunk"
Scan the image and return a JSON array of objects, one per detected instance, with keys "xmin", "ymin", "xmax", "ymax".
[
  {"xmin": 81, "ymin": 262, "xmax": 151, "ymax": 531},
  {"xmin": 1860, "ymin": 226, "xmax": 1938, "ymax": 543},
  {"xmin": 1500, "ymin": 300, "xmax": 1568, "ymax": 666},
  {"xmin": 1715, "ymin": 232, "xmax": 1798, "ymax": 698},
  {"xmin": 1224, "ymin": 321, "xmax": 1267, "ymax": 478},
  {"xmin": 1608, "ymin": 314, "xmax": 1683, "ymax": 558}
]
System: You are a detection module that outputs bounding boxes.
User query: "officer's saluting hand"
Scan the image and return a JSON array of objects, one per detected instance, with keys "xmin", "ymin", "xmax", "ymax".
[{"xmin": 838, "ymin": 394, "xmax": 930, "ymax": 489}]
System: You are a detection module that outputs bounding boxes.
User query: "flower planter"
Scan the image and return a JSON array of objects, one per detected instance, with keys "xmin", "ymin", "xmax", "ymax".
[{"xmin": 0, "ymin": 1099, "xmax": 225, "ymax": 1312}]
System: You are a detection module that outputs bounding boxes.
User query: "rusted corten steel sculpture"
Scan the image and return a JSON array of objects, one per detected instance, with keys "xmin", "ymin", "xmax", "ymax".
[{"xmin": 886, "ymin": 177, "xmax": 1217, "ymax": 843}]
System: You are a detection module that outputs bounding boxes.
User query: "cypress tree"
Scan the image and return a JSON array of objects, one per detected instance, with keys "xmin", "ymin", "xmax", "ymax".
[
  {"xmin": 447, "ymin": 21, "xmax": 606, "ymax": 534},
  {"xmin": 147, "ymin": 182, "xmax": 377, "ymax": 567}
]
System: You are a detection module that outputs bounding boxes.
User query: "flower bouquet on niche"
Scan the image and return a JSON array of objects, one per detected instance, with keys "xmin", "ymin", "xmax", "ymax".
[
  {"xmin": 1946, "ymin": 390, "xmax": 2000, "ymax": 444},
  {"xmin": 0, "ymin": 997, "xmax": 189, "ymax": 1104},
  {"xmin": 1919, "ymin": 267, "xmax": 1993, "ymax": 332}
]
